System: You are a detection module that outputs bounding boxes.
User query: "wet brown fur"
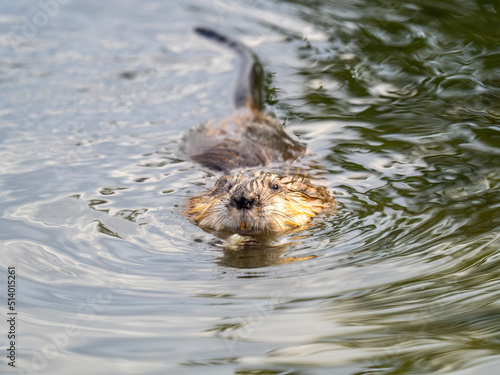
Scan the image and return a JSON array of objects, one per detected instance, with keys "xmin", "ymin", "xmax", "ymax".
[
  {"xmin": 185, "ymin": 28, "xmax": 335, "ymax": 235},
  {"xmin": 185, "ymin": 104, "xmax": 306, "ymax": 172},
  {"xmin": 186, "ymin": 169, "xmax": 335, "ymax": 235}
]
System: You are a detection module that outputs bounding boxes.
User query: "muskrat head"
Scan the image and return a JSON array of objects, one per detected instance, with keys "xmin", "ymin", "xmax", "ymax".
[{"xmin": 185, "ymin": 171, "xmax": 335, "ymax": 235}]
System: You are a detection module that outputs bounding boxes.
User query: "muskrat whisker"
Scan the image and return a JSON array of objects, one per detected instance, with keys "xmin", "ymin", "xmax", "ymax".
[
  {"xmin": 277, "ymin": 153, "xmax": 301, "ymax": 176},
  {"xmin": 266, "ymin": 209, "xmax": 295, "ymax": 223},
  {"xmin": 196, "ymin": 167, "xmax": 235, "ymax": 194},
  {"xmin": 201, "ymin": 169, "xmax": 232, "ymax": 191},
  {"xmin": 200, "ymin": 155, "xmax": 231, "ymax": 175},
  {"xmin": 268, "ymin": 216, "xmax": 285, "ymax": 232},
  {"xmin": 172, "ymin": 217, "xmax": 191, "ymax": 238},
  {"xmin": 186, "ymin": 181, "xmax": 213, "ymax": 192},
  {"xmin": 211, "ymin": 213, "xmax": 230, "ymax": 231},
  {"xmin": 189, "ymin": 197, "xmax": 220, "ymax": 222}
]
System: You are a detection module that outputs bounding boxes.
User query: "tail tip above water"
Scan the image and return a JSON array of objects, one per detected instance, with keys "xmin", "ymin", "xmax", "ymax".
[{"xmin": 193, "ymin": 26, "xmax": 226, "ymax": 42}]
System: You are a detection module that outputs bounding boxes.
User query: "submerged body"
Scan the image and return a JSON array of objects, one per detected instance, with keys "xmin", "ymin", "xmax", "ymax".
[{"xmin": 185, "ymin": 27, "xmax": 335, "ymax": 235}]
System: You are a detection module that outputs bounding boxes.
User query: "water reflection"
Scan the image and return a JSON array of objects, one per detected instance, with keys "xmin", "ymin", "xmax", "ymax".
[
  {"xmin": 218, "ymin": 247, "xmax": 316, "ymax": 269},
  {"xmin": 2, "ymin": 0, "xmax": 500, "ymax": 373},
  {"xmin": 216, "ymin": 240, "xmax": 316, "ymax": 269}
]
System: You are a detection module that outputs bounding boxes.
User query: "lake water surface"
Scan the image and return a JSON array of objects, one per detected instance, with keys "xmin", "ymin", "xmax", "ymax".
[{"xmin": 1, "ymin": 0, "xmax": 500, "ymax": 374}]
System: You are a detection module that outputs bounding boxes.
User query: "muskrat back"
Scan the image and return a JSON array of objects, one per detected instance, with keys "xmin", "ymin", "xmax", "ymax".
[{"xmin": 185, "ymin": 27, "xmax": 306, "ymax": 173}]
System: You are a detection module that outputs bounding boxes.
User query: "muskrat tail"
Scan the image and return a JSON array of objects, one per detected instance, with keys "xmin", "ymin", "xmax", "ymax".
[{"xmin": 194, "ymin": 26, "xmax": 263, "ymax": 111}]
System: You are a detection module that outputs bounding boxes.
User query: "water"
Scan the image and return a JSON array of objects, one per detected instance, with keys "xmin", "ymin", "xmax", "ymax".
[{"xmin": 1, "ymin": 0, "xmax": 500, "ymax": 374}]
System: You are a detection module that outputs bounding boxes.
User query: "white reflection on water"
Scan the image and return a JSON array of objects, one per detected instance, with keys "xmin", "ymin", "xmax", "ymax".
[{"xmin": 2, "ymin": 0, "xmax": 500, "ymax": 374}]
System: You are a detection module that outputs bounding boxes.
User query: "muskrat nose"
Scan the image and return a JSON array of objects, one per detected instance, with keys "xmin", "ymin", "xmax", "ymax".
[{"xmin": 234, "ymin": 196, "xmax": 255, "ymax": 210}]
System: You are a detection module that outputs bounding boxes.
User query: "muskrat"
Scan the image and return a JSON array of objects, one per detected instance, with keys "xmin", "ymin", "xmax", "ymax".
[{"xmin": 185, "ymin": 27, "xmax": 335, "ymax": 236}]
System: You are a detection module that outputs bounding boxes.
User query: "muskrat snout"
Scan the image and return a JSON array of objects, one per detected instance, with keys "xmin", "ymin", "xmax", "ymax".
[{"xmin": 233, "ymin": 195, "xmax": 255, "ymax": 210}]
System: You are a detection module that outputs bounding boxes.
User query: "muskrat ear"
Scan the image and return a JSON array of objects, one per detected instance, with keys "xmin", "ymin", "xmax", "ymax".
[{"xmin": 215, "ymin": 175, "xmax": 235, "ymax": 192}]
